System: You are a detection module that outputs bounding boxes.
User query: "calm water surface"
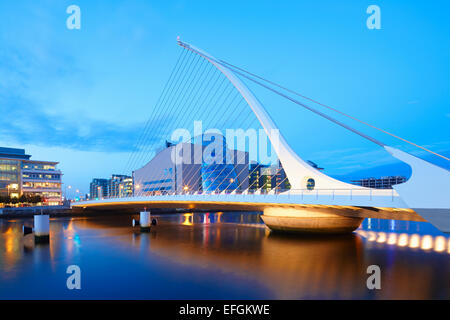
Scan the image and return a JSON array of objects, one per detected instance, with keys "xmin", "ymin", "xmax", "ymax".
[{"xmin": 0, "ymin": 212, "xmax": 449, "ymax": 299}]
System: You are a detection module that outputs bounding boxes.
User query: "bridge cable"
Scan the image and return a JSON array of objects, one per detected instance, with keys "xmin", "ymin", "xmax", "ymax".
[
  {"xmin": 126, "ymin": 49, "xmax": 191, "ymax": 178},
  {"xmin": 218, "ymin": 59, "xmax": 450, "ymax": 162},
  {"xmin": 123, "ymin": 49, "xmax": 188, "ymax": 178},
  {"xmin": 139, "ymin": 56, "xmax": 230, "ymax": 196},
  {"xmin": 133, "ymin": 52, "xmax": 202, "ymax": 180},
  {"xmin": 168, "ymin": 78, "xmax": 244, "ymax": 195},
  {"xmin": 137, "ymin": 55, "xmax": 213, "ymax": 196},
  {"xmin": 151, "ymin": 68, "xmax": 228, "ymax": 196},
  {"xmin": 149, "ymin": 62, "xmax": 229, "ymax": 195},
  {"xmin": 209, "ymin": 104, "xmax": 260, "ymax": 193}
]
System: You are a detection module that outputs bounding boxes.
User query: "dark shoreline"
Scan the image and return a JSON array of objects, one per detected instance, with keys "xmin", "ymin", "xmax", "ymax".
[{"xmin": 0, "ymin": 206, "xmax": 239, "ymax": 219}]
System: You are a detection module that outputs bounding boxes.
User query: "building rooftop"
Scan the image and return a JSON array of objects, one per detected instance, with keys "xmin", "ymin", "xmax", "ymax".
[
  {"xmin": 0, "ymin": 147, "xmax": 31, "ymax": 160},
  {"xmin": 22, "ymin": 159, "xmax": 59, "ymax": 165}
]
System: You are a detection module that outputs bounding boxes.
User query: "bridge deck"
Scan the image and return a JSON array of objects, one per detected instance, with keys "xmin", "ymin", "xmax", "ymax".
[{"xmin": 71, "ymin": 192, "xmax": 425, "ymax": 222}]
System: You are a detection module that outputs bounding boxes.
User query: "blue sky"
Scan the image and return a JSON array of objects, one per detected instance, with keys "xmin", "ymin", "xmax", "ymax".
[{"xmin": 0, "ymin": 0, "xmax": 449, "ymax": 196}]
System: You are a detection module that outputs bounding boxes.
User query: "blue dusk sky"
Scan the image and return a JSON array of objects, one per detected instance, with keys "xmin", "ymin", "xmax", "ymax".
[{"xmin": 0, "ymin": 0, "xmax": 449, "ymax": 196}]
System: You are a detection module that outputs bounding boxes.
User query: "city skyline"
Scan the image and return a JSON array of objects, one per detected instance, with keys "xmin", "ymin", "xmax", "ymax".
[{"xmin": 1, "ymin": 0, "xmax": 449, "ymax": 195}]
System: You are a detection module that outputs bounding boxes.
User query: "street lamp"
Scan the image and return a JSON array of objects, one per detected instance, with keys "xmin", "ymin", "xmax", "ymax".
[{"xmin": 64, "ymin": 185, "xmax": 72, "ymax": 201}]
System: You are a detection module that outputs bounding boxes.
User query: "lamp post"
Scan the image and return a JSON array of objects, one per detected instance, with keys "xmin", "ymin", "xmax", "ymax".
[
  {"xmin": 134, "ymin": 184, "xmax": 140, "ymax": 196},
  {"xmin": 64, "ymin": 185, "xmax": 72, "ymax": 201}
]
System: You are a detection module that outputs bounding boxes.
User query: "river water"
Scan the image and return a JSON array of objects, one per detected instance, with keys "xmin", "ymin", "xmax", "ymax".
[{"xmin": 0, "ymin": 212, "xmax": 448, "ymax": 299}]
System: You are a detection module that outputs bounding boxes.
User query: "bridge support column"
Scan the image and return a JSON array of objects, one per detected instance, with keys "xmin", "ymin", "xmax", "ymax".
[
  {"xmin": 261, "ymin": 207, "xmax": 363, "ymax": 234},
  {"xmin": 34, "ymin": 215, "xmax": 50, "ymax": 243},
  {"xmin": 140, "ymin": 211, "xmax": 151, "ymax": 232}
]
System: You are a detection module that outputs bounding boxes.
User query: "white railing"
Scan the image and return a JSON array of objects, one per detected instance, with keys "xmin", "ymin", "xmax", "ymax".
[{"xmin": 74, "ymin": 188, "xmax": 399, "ymax": 203}]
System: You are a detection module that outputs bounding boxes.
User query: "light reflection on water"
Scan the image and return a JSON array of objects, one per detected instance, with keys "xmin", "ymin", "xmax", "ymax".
[{"xmin": 0, "ymin": 212, "xmax": 448, "ymax": 300}]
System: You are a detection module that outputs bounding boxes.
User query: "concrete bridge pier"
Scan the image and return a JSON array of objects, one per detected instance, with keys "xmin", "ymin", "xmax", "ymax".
[
  {"xmin": 140, "ymin": 211, "xmax": 151, "ymax": 232},
  {"xmin": 261, "ymin": 207, "xmax": 363, "ymax": 234},
  {"xmin": 34, "ymin": 215, "xmax": 50, "ymax": 243}
]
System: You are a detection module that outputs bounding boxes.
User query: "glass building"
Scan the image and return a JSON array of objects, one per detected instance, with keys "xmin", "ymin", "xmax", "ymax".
[
  {"xmin": 133, "ymin": 136, "xmax": 249, "ymax": 195},
  {"xmin": 201, "ymin": 134, "xmax": 239, "ymax": 192},
  {"xmin": 89, "ymin": 178, "xmax": 109, "ymax": 199},
  {"xmin": 0, "ymin": 147, "xmax": 62, "ymax": 205}
]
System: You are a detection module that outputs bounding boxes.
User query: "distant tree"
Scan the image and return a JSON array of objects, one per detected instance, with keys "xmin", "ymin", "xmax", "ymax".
[
  {"xmin": 19, "ymin": 195, "xmax": 27, "ymax": 203},
  {"xmin": 0, "ymin": 195, "xmax": 8, "ymax": 204}
]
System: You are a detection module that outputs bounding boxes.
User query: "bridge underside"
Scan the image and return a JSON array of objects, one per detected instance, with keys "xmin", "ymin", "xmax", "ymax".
[{"xmin": 72, "ymin": 200, "xmax": 426, "ymax": 223}]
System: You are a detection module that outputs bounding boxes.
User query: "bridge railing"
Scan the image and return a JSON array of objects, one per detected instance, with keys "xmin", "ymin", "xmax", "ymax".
[{"xmin": 73, "ymin": 188, "xmax": 398, "ymax": 203}]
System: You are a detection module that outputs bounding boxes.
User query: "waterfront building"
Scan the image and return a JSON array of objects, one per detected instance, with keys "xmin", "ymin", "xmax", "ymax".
[
  {"xmin": 89, "ymin": 175, "xmax": 133, "ymax": 199},
  {"xmin": 248, "ymin": 160, "xmax": 291, "ymax": 192},
  {"xmin": 275, "ymin": 160, "xmax": 291, "ymax": 191},
  {"xmin": 350, "ymin": 176, "xmax": 407, "ymax": 189},
  {"xmin": 201, "ymin": 134, "xmax": 242, "ymax": 192},
  {"xmin": 260, "ymin": 165, "xmax": 277, "ymax": 191},
  {"xmin": 133, "ymin": 135, "xmax": 249, "ymax": 195},
  {"xmin": 89, "ymin": 178, "xmax": 109, "ymax": 199},
  {"xmin": 248, "ymin": 162, "xmax": 261, "ymax": 190},
  {"xmin": 109, "ymin": 174, "xmax": 132, "ymax": 197},
  {"xmin": 119, "ymin": 176, "xmax": 133, "ymax": 197},
  {"xmin": 0, "ymin": 147, "xmax": 62, "ymax": 205}
]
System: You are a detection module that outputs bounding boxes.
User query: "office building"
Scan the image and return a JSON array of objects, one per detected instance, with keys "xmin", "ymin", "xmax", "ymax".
[
  {"xmin": 248, "ymin": 162, "xmax": 261, "ymax": 190},
  {"xmin": 109, "ymin": 174, "xmax": 132, "ymax": 197},
  {"xmin": 248, "ymin": 160, "xmax": 291, "ymax": 192},
  {"xmin": 90, "ymin": 178, "xmax": 109, "ymax": 199},
  {"xmin": 89, "ymin": 175, "xmax": 133, "ymax": 199},
  {"xmin": 133, "ymin": 135, "xmax": 249, "ymax": 195},
  {"xmin": 0, "ymin": 147, "xmax": 62, "ymax": 205}
]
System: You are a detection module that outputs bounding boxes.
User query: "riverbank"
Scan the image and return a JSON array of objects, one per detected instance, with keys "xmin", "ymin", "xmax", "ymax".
[
  {"xmin": 0, "ymin": 206, "xmax": 232, "ymax": 219},
  {"xmin": 0, "ymin": 205, "xmax": 73, "ymax": 218}
]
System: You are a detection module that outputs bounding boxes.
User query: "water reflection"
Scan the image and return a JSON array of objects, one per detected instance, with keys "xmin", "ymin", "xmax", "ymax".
[
  {"xmin": 356, "ymin": 230, "xmax": 449, "ymax": 254},
  {"xmin": 0, "ymin": 213, "xmax": 448, "ymax": 299}
]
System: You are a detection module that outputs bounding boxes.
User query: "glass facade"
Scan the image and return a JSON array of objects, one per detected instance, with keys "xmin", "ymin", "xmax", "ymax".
[
  {"xmin": 21, "ymin": 160, "xmax": 62, "ymax": 204},
  {"xmin": 0, "ymin": 148, "xmax": 62, "ymax": 204},
  {"xmin": 0, "ymin": 159, "xmax": 20, "ymax": 197},
  {"xmin": 201, "ymin": 135, "xmax": 239, "ymax": 192},
  {"xmin": 90, "ymin": 178, "xmax": 109, "ymax": 199}
]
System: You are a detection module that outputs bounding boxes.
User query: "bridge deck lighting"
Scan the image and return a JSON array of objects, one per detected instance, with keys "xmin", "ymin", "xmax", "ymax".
[
  {"xmin": 408, "ymin": 234, "xmax": 420, "ymax": 248},
  {"xmin": 421, "ymin": 235, "xmax": 433, "ymax": 250},
  {"xmin": 434, "ymin": 236, "xmax": 446, "ymax": 252}
]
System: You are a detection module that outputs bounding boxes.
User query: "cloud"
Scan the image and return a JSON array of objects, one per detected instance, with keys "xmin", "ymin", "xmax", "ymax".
[
  {"xmin": 0, "ymin": 91, "xmax": 169, "ymax": 152},
  {"xmin": 0, "ymin": 27, "xmax": 167, "ymax": 153}
]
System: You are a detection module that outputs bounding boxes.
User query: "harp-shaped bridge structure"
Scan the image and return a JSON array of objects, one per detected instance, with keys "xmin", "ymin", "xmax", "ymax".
[{"xmin": 72, "ymin": 39, "xmax": 450, "ymax": 234}]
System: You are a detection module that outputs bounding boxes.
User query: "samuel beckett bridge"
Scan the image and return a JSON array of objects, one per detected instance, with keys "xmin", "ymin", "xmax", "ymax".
[{"xmin": 72, "ymin": 38, "xmax": 450, "ymax": 234}]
